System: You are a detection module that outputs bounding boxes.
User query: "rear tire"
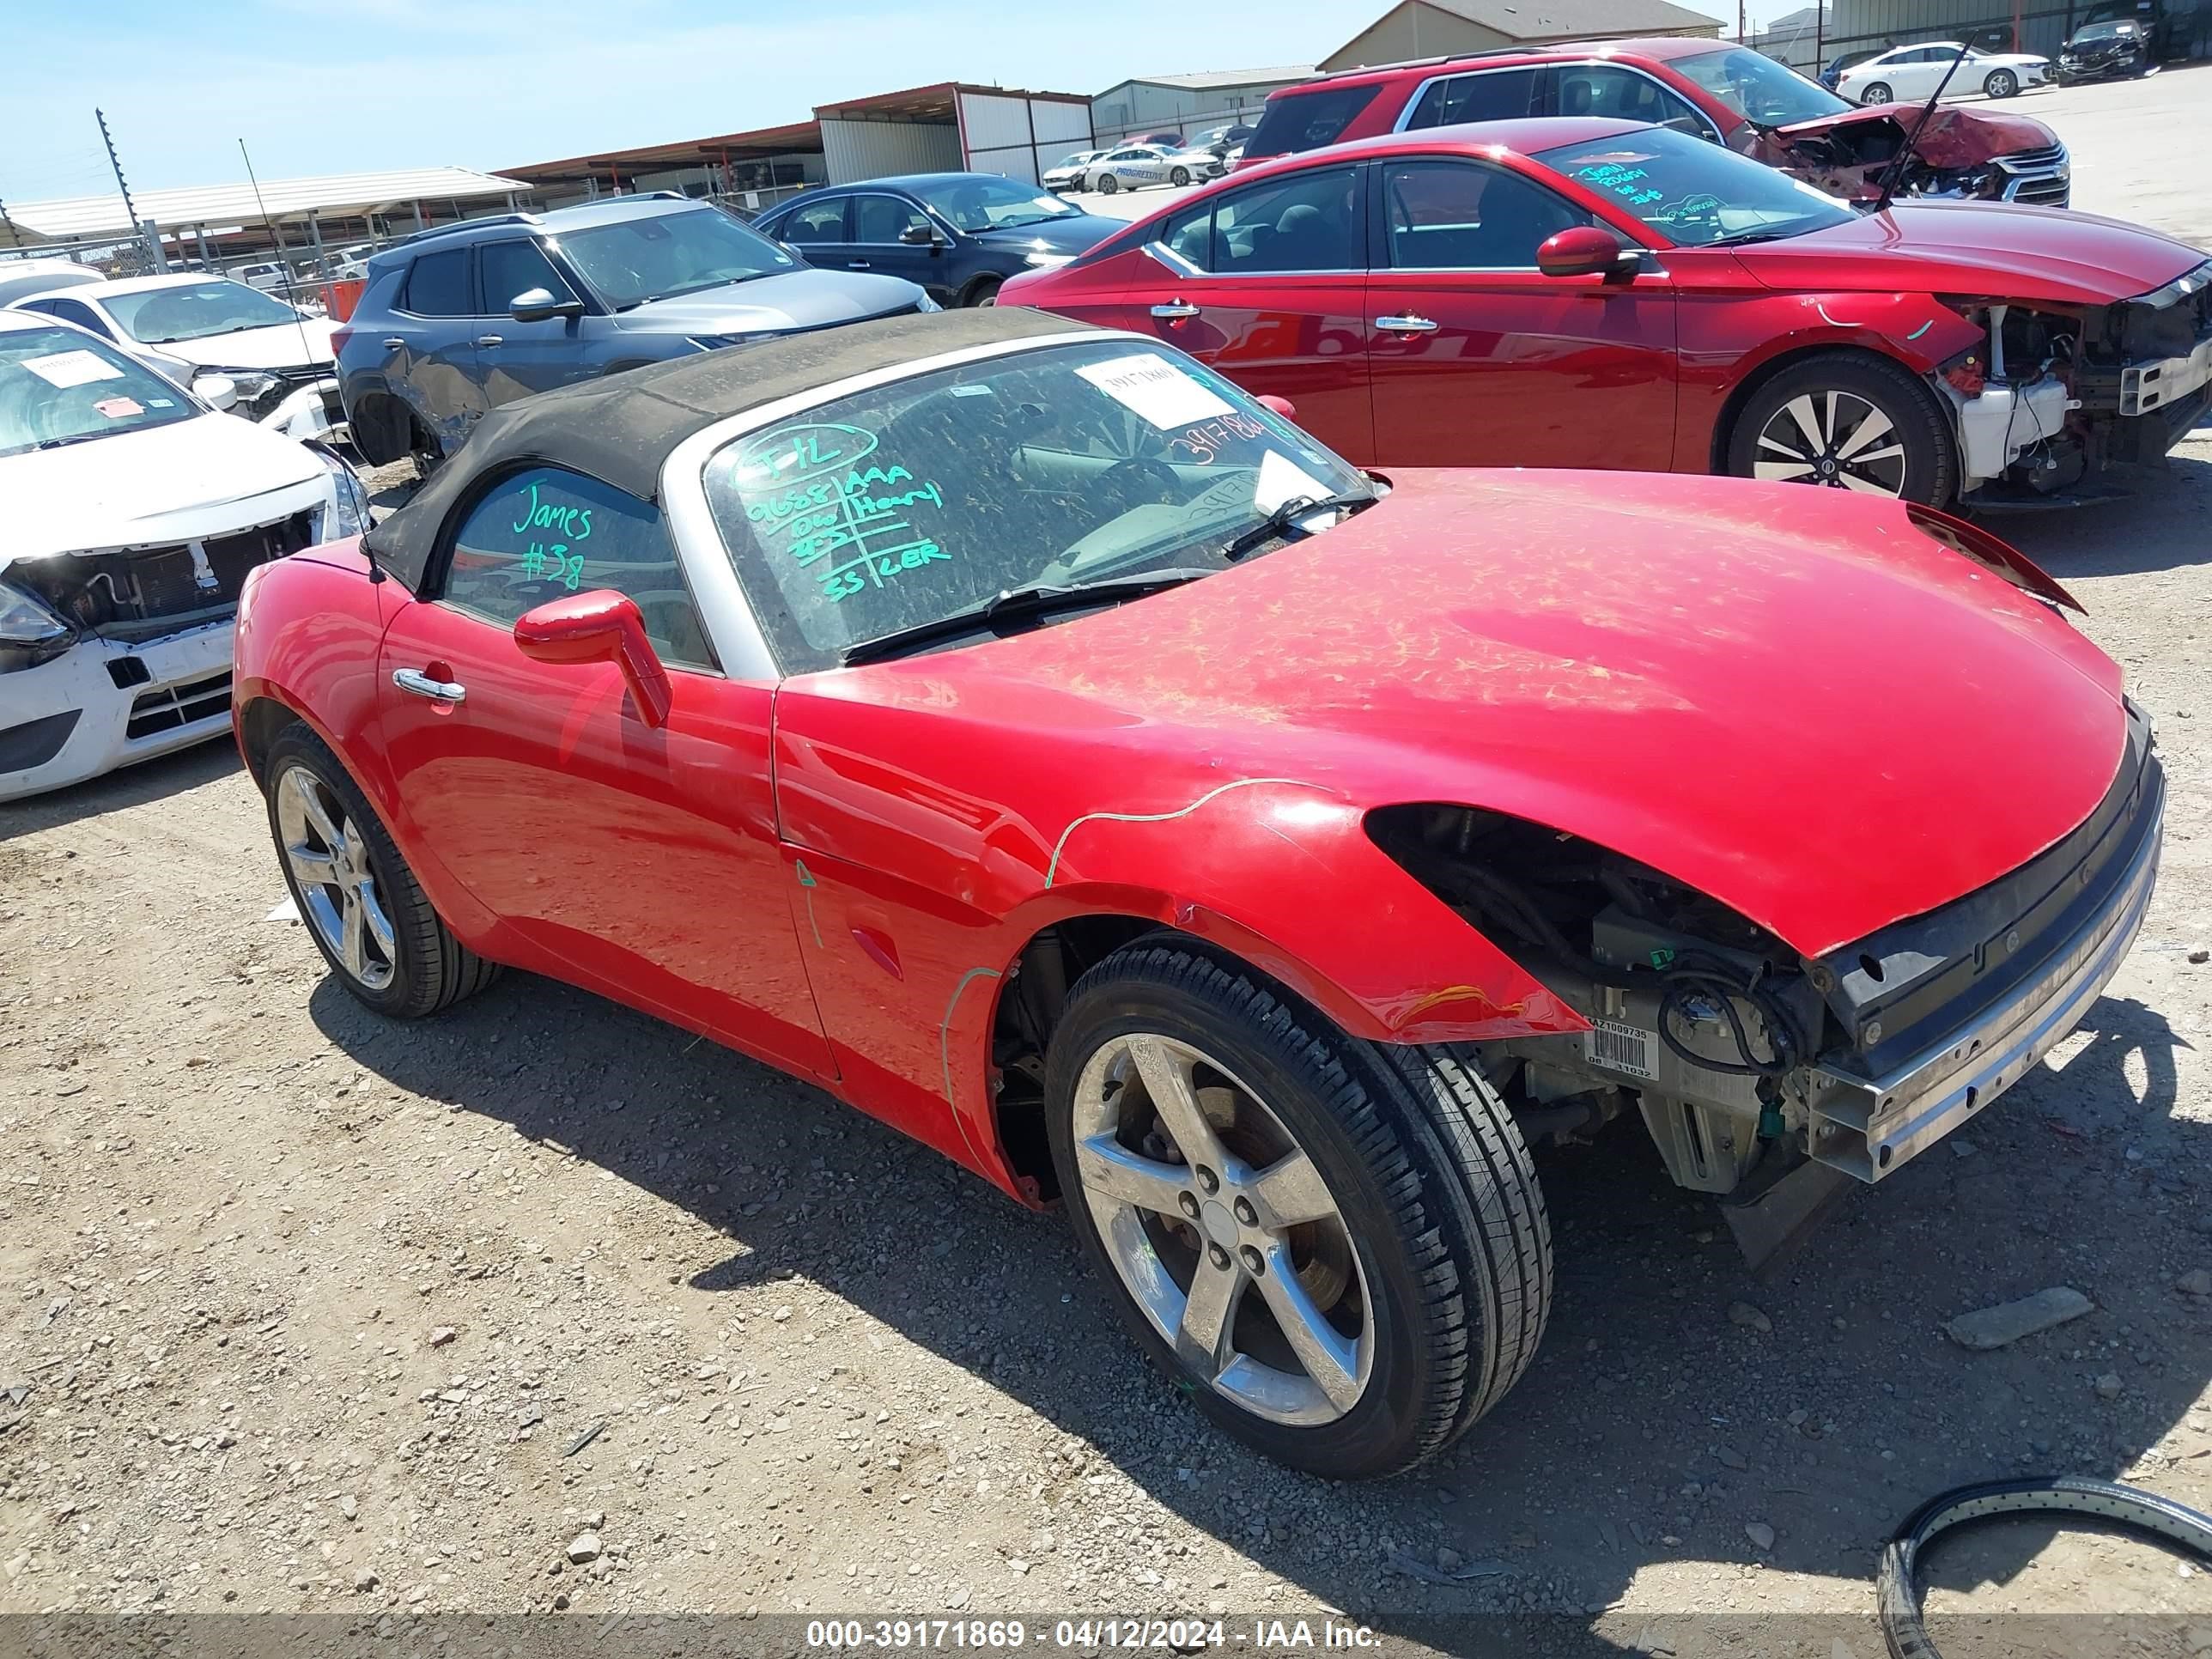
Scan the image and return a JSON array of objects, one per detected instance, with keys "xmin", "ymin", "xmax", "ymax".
[
  {"xmin": 1043, "ymin": 939, "xmax": 1552, "ymax": 1480},
  {"xmin": 1727, "ymin": 352, "xmax": 1957, "ymax": 507},
  {"xmin": 963, "ymin": 276, "xmax": 1003, "ymax": 308},
  {"xmin": 1097, "ymin": 173, "xmax": 1119, "ymax": 194},
  {"xmin": 1984, "ymin": 68, "xmax": 2020, "ymax": 97},
  {"xmin": 263, "ymin": 724, "xmax": 499, "ymax": 1018},
  {"xmin": 1861, "ymin": 81, "xmax": 1893, "ymax": 104}
]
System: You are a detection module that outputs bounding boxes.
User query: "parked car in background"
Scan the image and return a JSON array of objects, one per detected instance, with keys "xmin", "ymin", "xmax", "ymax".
[
  {"xmin": 233, "ymin": 260, "xmax": 296, "ymax": 294},
  {"xmin": 1043, "ymin": 149, "xmax": 1109, "ymax": 191},
  {"xmin": 0, "ymin": 258, "xmax": 106, "ymax": 309},
  {"xmin": 335, "ymin": 194, "xmax": 933, "ymax": 471},
  {"xmin": 1187, "ymin": 122, "xmax": 1257, "ymax": 156},
  {"xmin": 1819, "ymin": 46, "xmax": 1887, "ymax": 88},
  {"xmin": 1239, "ymin": 40, "xmax": 2069, "ymax": 207},
  {"xmin": 1133, "ymin": 130, "xmax": 1186, "ymax": 147},
  {"xmin": 1088, "ymin": 143, "xmax": 1229, "ymax": 193},
  {"xmin": 8, "ymin": 273, "xmax": 344, "ymax": 445},
  {"xmin": 233, "ymin": 306, "xmax": 2161, "ymax": 1479},
  {"xmin": 1003, "ymin": 118, "xmax": 2212, "ymax": 508},
  {"xmin": 0, "ymin": 309, "xmax": 364, "ymax": 802},
  {"xmin": 1837, "ymin": 42, "xmax": 2052, "ymax": 103},
  {"xmin": 754, "ymin": 175, "xmax": 1124, "ymax": 308},
  {"xmin": 2057, "ymin": 17, "xmax": 2155, "ymax": 78}
]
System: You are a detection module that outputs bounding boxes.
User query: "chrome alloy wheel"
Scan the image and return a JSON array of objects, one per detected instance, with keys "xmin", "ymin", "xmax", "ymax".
[
  {"xmin": 1071, "ymin": 1033, "xmax": 1373, "ymax": 1425},
  {"xmin": 1753, "ymin": 390, "xmax": 1909, "ymax": 496},
  {"xmin": 276, "ymin": 763, "xmax": 397, "ymax": 991}
]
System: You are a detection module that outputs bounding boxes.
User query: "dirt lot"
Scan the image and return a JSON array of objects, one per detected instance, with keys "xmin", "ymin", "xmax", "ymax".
[{"xmin": 6, "ymin": 70, "xmax": 2212, "ymax": 1659}]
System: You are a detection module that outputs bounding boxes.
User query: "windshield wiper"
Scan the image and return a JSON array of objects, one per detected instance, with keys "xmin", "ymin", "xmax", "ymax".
[
  {"xmin": 1707, "ymin": 227, "xmax": 1799, "ymax": 247},
  {"xmin": 35, "ymin": 433, "xmax": 109, "ymax": 451},
  {"xmin": 1217, "ymin": 489, "xmax": 1376, "ymax": 562},
  {"xmin": 841, "ymin": 568, "xmax": 1216, "ymax": 666}
]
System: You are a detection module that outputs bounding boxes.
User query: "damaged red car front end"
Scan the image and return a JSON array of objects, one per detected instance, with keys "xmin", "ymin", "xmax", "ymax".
[{"xmin": 1749, "ymin": 101, "xmax": 2070, "ymax": 208}]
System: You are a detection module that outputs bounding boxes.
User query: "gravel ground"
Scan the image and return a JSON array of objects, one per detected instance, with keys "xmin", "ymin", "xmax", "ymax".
[{"xmin": 6, "ymin": 71, "xmax": 2212, "ymax": 1656}]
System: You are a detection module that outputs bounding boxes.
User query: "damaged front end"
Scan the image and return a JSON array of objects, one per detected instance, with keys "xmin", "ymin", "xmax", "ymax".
[
  {"xmin": 1366, "ymin": 711, "xmax": 2161, "ymax": 1218},
  {"xmin": 1938, "ymin": 258, "xmax": 2212, "ymax": 500},
  {"xmin": 1747, "ymin": 108, "xmax": 2069, "ymax": 209}
]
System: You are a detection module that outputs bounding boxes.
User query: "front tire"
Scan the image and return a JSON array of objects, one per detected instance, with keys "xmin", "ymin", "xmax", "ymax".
[
  {"xmin": 1860, "ymin": 81, "xmax": 1893, "ymax": 104},
  {"xmin": 1043, "ymin": 940, "xmax": 1551, "ymax": 1480},
  {"xmin": 1170, "ymin": 166, "xmax": 1192, "ymax": 187},
  {"xmin": 963, "ymin": 276, "xmax": 1003, "ymax": 308},
  {"xmin": 1984, "ymin": 68, "xmax": 2019, "ymax": 97},
  {"xmin": 1727, "ymin": 352, "xmax": 1957, "ymax": 507},
  {"xmin": 263, "ymin": 724, "xmax": 499, "ymax": 1018}
]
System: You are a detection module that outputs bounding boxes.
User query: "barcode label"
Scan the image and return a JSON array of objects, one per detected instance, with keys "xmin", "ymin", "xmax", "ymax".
[{"xmin": 1585, "ymin": 1018, "xmax": 1655, "ymax": 1081}]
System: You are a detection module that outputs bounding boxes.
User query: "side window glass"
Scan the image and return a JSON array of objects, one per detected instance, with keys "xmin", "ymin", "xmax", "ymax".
[
  {"xmin": 782, "ymin": 199, "xmax": 849, "ymax": 244},
  {"xmin": 479, "ymin": 240, "xmax": 575, "ymax": 311},
  {"xmin": 402, "ymin": 249, "xmax": 473, "ymax": 317},
  {"xmin": 58, "ymin": 300, "xmax": 114, "ymax": 337},
  {"xmin": 853, "ymin": 195, "xmax": 932, "ymax": 243},
  {"xmin": 1407, "ymin": 68, "xmax": 1540, "ymax": 128},
  {"xmin": 442, "ymin": 467, "xmax": 719, "ymax": 672},
  {"xmin": 1556, "ymin": 66, "xmax": 1708, "ymax": 133},
  {"xmin": 1210, "ymin": 167, "xmax": 1361, "ymax": 274},
  {"xmin": 1382, "ymin": 161, "xmax": 1595, "ymax": 270},
  {"xmin": 1155, "ymin": 199, "xmax": 1215, "ymax": 270}
]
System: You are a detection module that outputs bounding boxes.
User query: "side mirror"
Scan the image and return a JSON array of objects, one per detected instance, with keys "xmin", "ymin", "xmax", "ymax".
[
  {"xmin": 1256, "ymin": 393, "xmax": 1297, "ymax": 421},
  {"xmin": 513, "ymin": 590, "xmax": 672, "ymax": 729},
  {"xmin": 193, "ymin": 373, "xmax": 239, "ymax": 411},
  {"xmin": 1537, "ymin": 225, "xmax": 1635, "ymax": 283},
  {"xmin": 510, "ymin": 286, "xmax": 585, "ymax": 323},
  {"xmin": 898, "ymin": 223, "xmax": 940, "ymax": 247}
]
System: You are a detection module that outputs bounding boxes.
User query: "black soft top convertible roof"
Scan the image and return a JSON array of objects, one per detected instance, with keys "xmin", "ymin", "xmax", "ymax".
[{"xmin": 362, "ymin": 307, "xmax": 1096, "ymax": 592}]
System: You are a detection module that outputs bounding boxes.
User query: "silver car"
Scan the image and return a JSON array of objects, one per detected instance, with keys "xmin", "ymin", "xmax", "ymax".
[{"xmin": 1087, "ymin": 143, "xmax": 1225, "ymax": 194}]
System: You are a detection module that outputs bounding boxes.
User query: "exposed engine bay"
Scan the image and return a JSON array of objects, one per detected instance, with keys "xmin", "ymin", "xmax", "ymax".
[
  {"xmin": 1745, "ymin": 109, "xmax": 2069, "ymax": 208},
  {"xmin": 1935, "ymin": 259, "xmax": 2212, "ymax": 499},
  {"xmin": 7, "ymin": 510, "xmax": 316, "ymax": 645}
]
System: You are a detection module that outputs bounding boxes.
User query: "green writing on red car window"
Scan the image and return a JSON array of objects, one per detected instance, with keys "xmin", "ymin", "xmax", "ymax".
[
  {"xmin": 1575, "ymin": 161, "xmax": 1664, "ymax": 208},
  {"xmin": 743, "ymin": 454, "xmax": 956, "ymax": 605},
  {"xmin": 510, "ymin": 479, "xmax": 594, "ymax": 540}
]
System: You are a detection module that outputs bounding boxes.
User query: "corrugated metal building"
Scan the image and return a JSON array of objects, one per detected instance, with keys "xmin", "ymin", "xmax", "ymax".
[
  {"xmin": 1090, "ymin": 67, "xmax": 1314, "ymax": 145},
  {"xmin": 1322, "ymin": 0, "xmax": 1721, "ymax": 70},
  {"xmin": 815, "ymin": 84, "xmax": 1094, "ymax": 185}
]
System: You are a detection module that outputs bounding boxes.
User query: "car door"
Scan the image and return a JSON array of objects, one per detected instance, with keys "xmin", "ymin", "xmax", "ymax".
[
  {"xmin": 849, "ymin": 192, "xmax": 949, "ymax": 298},
  {"xmin": 473, "ymin": 237, "xmax": 592, "ymax": 408},
  {"xmin": 770, "ymin": 195, "xmax": 852, "ymax": 270},
  {"xmin": 382, "ymin": 246, "xmax": 490, "ymax": 452},
  {"xmin": 374, "ymin": 461, "xmax": 836, "ymax": 1080},
  {"xmin": 1122, "ymin": 162, "xmax": 1375, "ymax": 459},
  {"xmin": 1872, "ymin": 48, "xmax": 1936, "ymax": 99},
  {"xmin": 1364, "ymin": 157, "xmax": 1676, "ymax": 471}
]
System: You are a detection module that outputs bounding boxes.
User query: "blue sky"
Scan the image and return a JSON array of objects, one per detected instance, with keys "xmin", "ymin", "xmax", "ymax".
[{"xmin": 3, "ymin": 0, "xmax": 1732, "ymax": 202}]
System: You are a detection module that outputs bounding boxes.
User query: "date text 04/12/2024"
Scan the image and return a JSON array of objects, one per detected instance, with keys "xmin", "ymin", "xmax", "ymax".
[{"xmin": 800, "ymin": 1618, "xmax": 1383, "ymax": 1650}]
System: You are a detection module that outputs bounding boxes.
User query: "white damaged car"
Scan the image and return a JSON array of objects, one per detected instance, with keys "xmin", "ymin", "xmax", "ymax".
[
  {"xmin": 0, "ymin": 310, "xmax": 366, "ymax": 802},
  {"xmin": 8, "ymin": 272, "xmax": 347, "ymax": 446}
]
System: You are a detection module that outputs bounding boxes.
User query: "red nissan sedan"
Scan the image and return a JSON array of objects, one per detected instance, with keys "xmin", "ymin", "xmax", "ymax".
[
  {"xmin": 1000, "ymin": 118, "xmax": 2212, "ymax": 507},
  {"xmin": 234, "ymin": 309, "xmax": 2162, "ymax": 1479}
]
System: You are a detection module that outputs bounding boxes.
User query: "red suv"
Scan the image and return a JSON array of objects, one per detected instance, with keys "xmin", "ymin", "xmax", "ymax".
[{"xmin": 1238, "ymin": 38, "xmax": 2069, "ymax": 208}]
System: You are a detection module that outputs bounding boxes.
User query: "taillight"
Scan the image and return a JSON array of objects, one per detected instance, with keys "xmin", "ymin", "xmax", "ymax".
[{"xmin": 329, "ymin": 325, "xmax": 354, "ymax": 359}]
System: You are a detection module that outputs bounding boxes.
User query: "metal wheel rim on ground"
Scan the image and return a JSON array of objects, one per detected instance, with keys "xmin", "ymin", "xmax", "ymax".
[
  {"xmin": 1753, "ymin": 390, "xmax": 1909, "ymax": 496},
  {"xmin": 276, "ymin": 765, "xmax": 398, "ymax": 992},
  {"xmin": 1071, "ymin": 1032, "xmax": 1374, "ymax": 1426}
]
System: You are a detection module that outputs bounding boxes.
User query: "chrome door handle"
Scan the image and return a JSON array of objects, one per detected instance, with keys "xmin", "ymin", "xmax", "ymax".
[
  {"xmin": 847, "ymin": 259, "xmax": 871, "ymax": 269},
  {"xmin": 475, "ymin": 334, "xmax": 504, "ymax": 348},
  {"xmin": 392, "ymin": 668, "xmax": 466, "ymax": 704},
  {"xmin": 380, "ymin": 337, "xmax": 406, "ymax": 349},
  {"xmin": 1375, "ymin": 313, "xmax": 1439, "ymax": 333},
  {"xmin": 1151, "ymin": 301, "xmax": 1200, "ymax": 319}
]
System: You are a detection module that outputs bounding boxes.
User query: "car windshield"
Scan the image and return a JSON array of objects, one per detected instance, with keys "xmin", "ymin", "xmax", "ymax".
[
  {"xmin": 2075, "ymin": 20, "xmax": 2136, "ymax": 37},
  {"xmin": 1669, "ymin": 46, "xmax": 1854, "ymax": 125},
  {"xmin": 552, "ymin": 206, "xmax": 796, "ymax": 309},
  {"xmin": 910, "ymin": 177, "xmax": 1082, "ymax": 233},
  {"xmin": 0, "ymin": 322, "xmax": 200, "ymax": 457},
  {"xmin": 703, "ymin": 338, "xmax": 1370, "ymax": 671},
  {"xmin": 1053, "ymin": 152, "xmax": 1097, "ymax": 168},
  {"xmin": 102, "ymin": 280, "xmax": 306, "ymax": 344},
  {"xmin": 1537, "ymin": 125, "xmax": 1856, "ymax": 247}
]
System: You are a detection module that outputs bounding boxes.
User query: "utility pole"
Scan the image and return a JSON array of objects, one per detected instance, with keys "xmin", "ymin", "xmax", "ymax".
[{"xmin": 96, "ymin": 107, "xmax": 166, "ymax": 271}]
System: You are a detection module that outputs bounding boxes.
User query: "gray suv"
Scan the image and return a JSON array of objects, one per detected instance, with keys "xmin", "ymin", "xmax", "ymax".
[{"xmin": 336, "ymin": 195, "xmax": 934, "ymax": 469}]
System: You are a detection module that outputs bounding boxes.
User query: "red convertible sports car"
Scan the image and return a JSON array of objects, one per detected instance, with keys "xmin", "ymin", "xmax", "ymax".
[
  {"xmin": 235, "ymin": 309, "xmax": 2162, "ymax": 1478},
  {"xmin": 1001, "ymin": 119, "xmax": 2212, "ymax": 507}
]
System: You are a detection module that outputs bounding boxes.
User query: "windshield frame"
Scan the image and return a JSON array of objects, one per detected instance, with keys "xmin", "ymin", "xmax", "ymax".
[
  {"xmin": 907, "ymin": 176, "xmax": 1085, "ymax": 234},
  {"xmin": 661, "ymin": 332, "xmax": 1370, "ymax": 678},
  {"xmin": 0, "ymin": 319, "xmax": 208, "ymax": 458},
  {"xmin": 1668, "ymin": 45, "xmax": 1855, "ymax": 126},
  {"xmin": 547, "ymin": 204, "xmax": 799, "ymax": 310},
  {"xmin": 100, "ymin": 278, "xmax": 310, "ymax": 345}
]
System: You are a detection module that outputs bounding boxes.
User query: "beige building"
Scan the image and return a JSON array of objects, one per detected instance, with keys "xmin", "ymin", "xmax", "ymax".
[{"xmin": 1322, "ymin": 0, "xmax": 1722, "ymax": 71}]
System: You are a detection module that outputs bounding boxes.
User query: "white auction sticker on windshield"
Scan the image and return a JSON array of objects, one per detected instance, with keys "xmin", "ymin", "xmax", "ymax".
[
  {"xmin": 20, "ymin": 349, "xmax": 125, "ymax": 389},
  {"xmin": 1076, "ymin": 352, "xmax": 1233, "ymax": 428},
  {"xmin": 1254, "ymin": 449, "xmax": 1334, "ymax": 514}
]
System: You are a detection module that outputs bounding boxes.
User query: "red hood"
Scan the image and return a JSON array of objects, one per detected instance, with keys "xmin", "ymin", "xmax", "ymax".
[
  {"xmin": 1729, "ymin": 199, "xmax": 2207, "ymax": 306},
  {"xmin": 1775, "ymin": 103, "xmax": 2055, "ymax": 168},
  {"xmin": 860, "ymin": 471, "xmax": 2126, "ymax": 957}
]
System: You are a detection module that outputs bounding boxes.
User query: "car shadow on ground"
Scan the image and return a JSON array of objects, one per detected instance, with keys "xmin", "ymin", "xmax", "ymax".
[
  {"xmin": 1988, "ymin": 453, "xmax": 2212, "ymax": 578},
  {"xmin": 0, "ymin": 738, "xmax": 240, "ymax": 844},
  {"xmin": 312, "ymin": 956, "xmax": 2210, "ymax": 1653}
]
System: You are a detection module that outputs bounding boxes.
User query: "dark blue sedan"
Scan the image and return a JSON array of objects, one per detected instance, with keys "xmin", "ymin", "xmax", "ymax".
[{"xmin": 756, "ymin": 174, "xmax": 1127, "ymax": 307}]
